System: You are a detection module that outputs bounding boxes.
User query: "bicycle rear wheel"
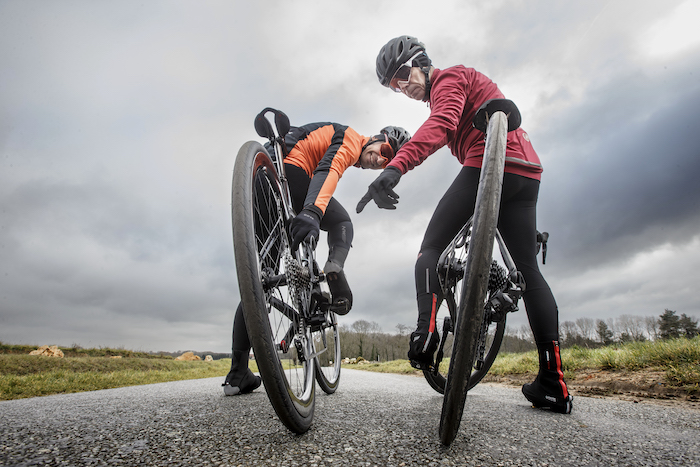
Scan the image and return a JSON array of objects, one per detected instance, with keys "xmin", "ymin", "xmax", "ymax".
[
  {"xmin": 313, "ymin": 311, "xmax": 342, "ymax": 394},
  {"xmin": 232, "ymin": 141, "xmax": 315, "ymax": 434},
  {"xmin": 423, "ymin": 221, "xmax": 508, "ymax": 394},
  {"xmin": 439, "ymin": 111, "xmax": 509, "ymax": 446}
]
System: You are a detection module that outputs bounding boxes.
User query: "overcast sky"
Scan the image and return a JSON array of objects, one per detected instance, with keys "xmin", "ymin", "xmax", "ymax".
[{"xmin": 2, "ymin": 0, "xmax": 699, "ymax": 353}]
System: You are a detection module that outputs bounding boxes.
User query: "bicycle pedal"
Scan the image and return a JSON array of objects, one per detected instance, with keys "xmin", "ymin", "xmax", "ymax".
[
  {"xmin": 410, "ymin": 359, "xmax": 434, "ymax": 372},
  {"xmin": 330, "ymin": 298, "xmax": 351, "ymax": 315}
]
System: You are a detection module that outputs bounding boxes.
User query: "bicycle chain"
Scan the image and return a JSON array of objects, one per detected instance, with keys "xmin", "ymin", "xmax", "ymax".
[{"xmin": 476, "ymin": 261, "xmax": 509, "ymax": 369}]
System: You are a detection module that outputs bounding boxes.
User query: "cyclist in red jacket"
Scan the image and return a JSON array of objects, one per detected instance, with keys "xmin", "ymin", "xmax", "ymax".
[
  {"xmin": 357, "ymin": 36, "xmax": 572, "ymax": 414},
  {"xmin": 224, "ymin": 121, "xmax": 411, "ymax": 396}
]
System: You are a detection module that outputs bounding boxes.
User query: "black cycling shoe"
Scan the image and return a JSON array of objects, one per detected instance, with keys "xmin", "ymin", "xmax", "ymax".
[
  {"xmin": 222, "ymin": 368, "xmax": 261, "ymax": 396},
  {"xmin": 522, "ymin": 379, "xmax": 573, "ymax": 414},
  {"xmin": 408, "ymin": 330, "xmax": 439, "ymax": 371},
  {"xmin": 327, "ymin": 269, "xmax": 353, "ymax": 315},
  {"xmin": 222, "ymin": 350, "xmax": 261, "ymax": 396},
  {"xmin": 522, "ymin": 340, "xmax": 573, "ymax": 414}
]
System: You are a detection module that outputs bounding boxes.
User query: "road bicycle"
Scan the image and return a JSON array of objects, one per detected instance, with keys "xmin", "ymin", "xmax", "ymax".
[
  {"xmin": 231, "ymin": 108, "xmax": 342, "ymax": 434},
  {"xmin": 423, "ymin": 222, "xmax": 548, "ymax": 398},
  {"xmin": 423, "ymin": 99, "xmax": 547, "ymax": 446}
]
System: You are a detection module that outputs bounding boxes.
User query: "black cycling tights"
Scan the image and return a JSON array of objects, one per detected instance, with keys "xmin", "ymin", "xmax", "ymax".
[
  {"xmin": 415, "ymin": 166, "xmax": 559, "ymax": 344},
  {"xmin": 231, "ymin": 163, "xmax": 354, "ymax": 354},
  {"xmin": 285, "ymin": 164, "xmax": 353, "ymax": 256}
]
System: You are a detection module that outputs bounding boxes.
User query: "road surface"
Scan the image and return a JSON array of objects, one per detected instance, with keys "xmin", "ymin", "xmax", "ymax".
[{"xmin": 1, "ymin": 368, "xmax": 698, "ymax": 466}]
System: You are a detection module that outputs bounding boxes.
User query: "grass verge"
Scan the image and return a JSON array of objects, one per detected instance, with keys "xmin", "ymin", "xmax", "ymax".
[
  {"xmin": 3, "ymin": 337, "xmax": 698, "ymax": 401},
  {"xmin": 344, "ymin": 337, "xmax": 700, "ymax": 396},
  {"xmin": 0, "ymin": 355, "xmax": 246, "ymax": 401}
]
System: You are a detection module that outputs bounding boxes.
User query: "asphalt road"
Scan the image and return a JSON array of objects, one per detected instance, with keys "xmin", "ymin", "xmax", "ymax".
[{"xmin": 1, "ymin": 368, "xmax": 699, "ymax": 466}]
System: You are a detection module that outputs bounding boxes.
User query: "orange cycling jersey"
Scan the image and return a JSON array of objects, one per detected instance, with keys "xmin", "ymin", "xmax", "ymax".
[{"xmin": 283, "ymin": 122, "xmax": 370, "ymax": 215}]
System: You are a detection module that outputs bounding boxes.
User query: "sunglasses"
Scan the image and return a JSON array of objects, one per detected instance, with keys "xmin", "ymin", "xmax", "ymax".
[
  {"xmin": 389, "ymin": 64, "xmax": 412, "ymax": 92},
  {"xmin": 359, "ymin": 134, "xmax": 395, "ymax": 169},
  {"xmin": 377, "ymin": 134, "xmax": 395, "ymax": 168}
]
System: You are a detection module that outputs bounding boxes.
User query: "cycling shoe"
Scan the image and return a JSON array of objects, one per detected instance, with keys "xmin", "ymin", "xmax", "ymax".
[
  {"xmin": 327, "ymin": 269, "xmax": 353, "ymax": 315},
  {"xmin": 522, "ymin": 379, "xmax": 573, "ymax": 414},
  {"xmin": 408, "ymin": 330, "xmax": 439, "ymax": 370},
  {"xmin": 522, "ymin": 340, "xmax": 573, "ymax": 413},
  {"xmin": 222, "ymin": 368, "xmax": 261, "ymax": 396}
]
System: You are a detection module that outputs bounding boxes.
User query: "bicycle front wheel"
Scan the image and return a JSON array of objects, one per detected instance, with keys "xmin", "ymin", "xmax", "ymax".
[
  {"xmin": 439, "ymin": 111, "xmax": 509, "ymax": 446},
  {"xmin": 232, "ymin": 141, "xmax": 315, "ymax": 434},
  {"xmin": 313, "ymin": 311, "xmax": 342, "ymax": 394}
]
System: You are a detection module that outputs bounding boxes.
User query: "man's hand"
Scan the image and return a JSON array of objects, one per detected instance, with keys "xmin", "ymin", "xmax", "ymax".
[
  {"xmin": 356, "ymin": 166, "xmax": 402, "ymax": 213},
  {"xmin": 290, "ymin": 206, "xmax": 322, "ymax": 251}
]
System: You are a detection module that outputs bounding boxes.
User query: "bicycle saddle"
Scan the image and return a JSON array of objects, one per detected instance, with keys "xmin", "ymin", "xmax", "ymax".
[
  {"xmin": 472, "ymin": 98, "xmax": 522, "ymax": 133},
  {"xmin": 254, "ymin": 107, "xmax": 291, "ymax": 140}
]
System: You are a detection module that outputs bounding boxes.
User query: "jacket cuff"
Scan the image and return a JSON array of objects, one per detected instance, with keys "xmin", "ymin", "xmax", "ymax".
[{"xmin": 302, "ymin": 204, "xmax": 323, "ymax": 221}]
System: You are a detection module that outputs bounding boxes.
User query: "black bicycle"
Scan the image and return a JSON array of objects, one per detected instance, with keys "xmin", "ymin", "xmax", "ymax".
[
  {"xmin": 424, "ymin": 99, "xmax": 547, "ymax": 446},
  {"xmin": 231, "ymin": 108, "xmax": 341, "ymax": 434}
]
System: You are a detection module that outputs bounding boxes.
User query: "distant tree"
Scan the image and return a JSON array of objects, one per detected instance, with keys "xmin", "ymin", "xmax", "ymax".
[
  {"xmin": 616, "ymin": 315, "xmax": 647, "ymax": 342},
  {"xmin": 518, "ymin": 324, "xmax": 534, "ymax": 343},
  {"xmin": 575, "ymin": 318, "xmax": 596, "ymax": 341},
  {"xmin": 350, "ymin": 320, "xmax": 381, "ymax": 358},
  {"xmin": 395, "ymin": 324, "xmax": 411, "ymax": 336},
  {"xmin": 678, "ymin": 313, "xmax": 699, "ymax": 338},
  {"xmin": 596, "ymin": 319, "xmax": 614, "ymax": 345},
  {"xmin": 560, "ymin": 320, "xmax": 598, "ymax": 347},
  {"xmin": 340, "ymin": 320, "xmax": 408, "ymax": 361},
  {"xmin": 560, "ymin": 321, "xmax": 578, "ymax": 344},
  {"xmin": 618, "ymin": 332, "xmax": 632, "ymax": 344},
  {"xmin": 351, "ymin": 320, "xmax": 381, "ymax": 334},
  {"xmin": 659, "ymin": 309, "xmax": 681, "ymax": 340},
  {"xmin": 501, "ymin": 326, "xmax": 536, "ymax": 353},
  {"xmin": 644, "ymin": 315, "xmax": 660, "ymax": 340}
]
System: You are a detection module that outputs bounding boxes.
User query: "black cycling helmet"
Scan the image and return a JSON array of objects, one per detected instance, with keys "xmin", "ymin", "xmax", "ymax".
[
  {"xmin": 380, "ymin": 125, "xmax": 411, "ymax": 153},
  {"xmin": 376, "ymin": 35, "xmax": 430, "ymax": 88}
]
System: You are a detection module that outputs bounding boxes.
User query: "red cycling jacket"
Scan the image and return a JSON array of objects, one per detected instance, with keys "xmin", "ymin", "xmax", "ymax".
[{"xmin": 387, "ymin": 66, "xmax": 542, "ymax": 181}]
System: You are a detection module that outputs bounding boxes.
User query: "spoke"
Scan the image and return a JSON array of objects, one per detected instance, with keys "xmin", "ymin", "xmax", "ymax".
[{"xmin": 270, "ymin": 296, "xmax": 299, "ymax": 322}]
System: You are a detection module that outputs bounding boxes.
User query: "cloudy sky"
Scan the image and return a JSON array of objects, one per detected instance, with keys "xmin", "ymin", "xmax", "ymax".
[{"xmin": 2, "ymin": 0, "xmax": 699, "ymax": 353}]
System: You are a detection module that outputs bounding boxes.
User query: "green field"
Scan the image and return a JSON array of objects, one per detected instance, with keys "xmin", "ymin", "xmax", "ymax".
[
  {"xmin": 2, "ymin": 337, "xmax": 698, "ymax": 401},
  {"xmin": 352, "ymin": 337, "xmax": 700, "ymax": 393}
]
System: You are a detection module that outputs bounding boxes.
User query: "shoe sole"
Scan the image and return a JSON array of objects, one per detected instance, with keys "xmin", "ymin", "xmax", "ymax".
[
  {"xmin": 522, "ymin": 388, "xmax": 573, "ymax": 414},
  {"xmin": 223, "ymin": 384, "xmax": 242, "ymax": 396},
  {"xmin": 331, "ymin": 299, "xmax": 351, "ymax": 315}
]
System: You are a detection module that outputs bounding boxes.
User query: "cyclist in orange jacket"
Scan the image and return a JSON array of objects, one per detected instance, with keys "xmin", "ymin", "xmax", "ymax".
[
  {"xmin": 357, "ymin": 36, "xmax": 572, "ymax": 414},
  {"xmin": 223, "ymin": 121, "xmax": 411, "ymax": 396}
]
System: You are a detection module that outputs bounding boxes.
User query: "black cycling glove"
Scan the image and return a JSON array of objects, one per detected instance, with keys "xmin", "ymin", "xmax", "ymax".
[
  {"xmin": 290, "ymin": 206, "xmax": 322, "ymax": 251},
  {"xmin": 356, "ymin": 166, "xmax": 402, "ymax": 213}
]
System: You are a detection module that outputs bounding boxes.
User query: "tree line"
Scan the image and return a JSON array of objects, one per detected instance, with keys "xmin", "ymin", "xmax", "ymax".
[
  {"xmin": 338, "ymin": 309, "xmax": 699, "ymax": 361},
  {"xmin": 559, "ymin": 309, "xmax": 699, "ymax": 347}
]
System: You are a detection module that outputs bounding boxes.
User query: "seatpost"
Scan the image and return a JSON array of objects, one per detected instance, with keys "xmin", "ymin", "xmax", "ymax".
[{"xmin": 270, "ymin": 134, "xmax": 297, "ymax": 220}]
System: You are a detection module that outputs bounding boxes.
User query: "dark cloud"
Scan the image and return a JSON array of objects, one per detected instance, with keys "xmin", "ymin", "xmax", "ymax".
[{"xmin": 537, "ymin": 51, "xmax": 700, "ymax": 273}]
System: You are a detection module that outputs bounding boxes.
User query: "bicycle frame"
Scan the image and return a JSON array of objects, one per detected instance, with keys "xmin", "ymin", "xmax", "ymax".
[
  {"xmin": 269, "ymin": 139, "xmax": 298, "ymax": 223},
  {"xmin": 438, "ymin": 219, "xmax": 521, "ymax": 323}
]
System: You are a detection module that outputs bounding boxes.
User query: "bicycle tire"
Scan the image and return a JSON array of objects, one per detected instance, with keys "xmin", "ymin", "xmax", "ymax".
[
  {"xmin": 232, "ymin": 141, "xmax": 315, "ymax": 434},
  {"xmin": 439, "ymin": 111, "xmax": 509, "ymax": 446},
  {"xmin": 313, "ymin": 311, "xmax": 342, "ymax": 394}
]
